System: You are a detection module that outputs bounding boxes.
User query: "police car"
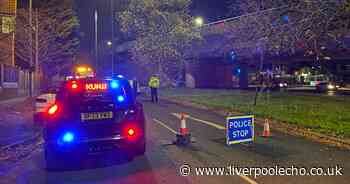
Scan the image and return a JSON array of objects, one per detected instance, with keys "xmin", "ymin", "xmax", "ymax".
[{"xmin": 43, "ymin": 76, "xmax": 146, "ymax": 169}]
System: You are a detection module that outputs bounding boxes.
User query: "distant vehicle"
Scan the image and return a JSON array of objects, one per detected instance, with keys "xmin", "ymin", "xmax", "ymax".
[
  {"xmin": 33, "ymin": 88, "xmax": 58, "ymax": 125},
  {"xmin": 43, "ymin": 77, "xmax": 146, "ymax": 170},
  {"xmin": 129, "ymin": 79, "xmax": 141, "ymax": 95},
  {"xmin": 274, "ymin": 81, "xmax": 288, "ymax": 89},
  {"xmin": 316, "ymin": 82, "xmax": 339, "ymax": 92},
  {"xmin": 307, "ymin": 74, "xmax": 329, "ymax": 87},
  {"xmin": 138, "ymin": 86, "xmax": 149, "ymax": 95},
  {"xmin": 272, "ymin": 76, "xmax": 289, "ymax": 90}
]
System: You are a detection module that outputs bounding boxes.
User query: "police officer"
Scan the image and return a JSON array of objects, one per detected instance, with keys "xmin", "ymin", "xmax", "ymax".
[{"xmin": 148, "ymin": 75, "xmax": 160, "ymax": 103}]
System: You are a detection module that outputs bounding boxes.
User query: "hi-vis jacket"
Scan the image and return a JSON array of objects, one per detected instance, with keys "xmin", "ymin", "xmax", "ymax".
[{"xmin": 148, "ymin": 77, "xmax": 160, "ymax": 88}]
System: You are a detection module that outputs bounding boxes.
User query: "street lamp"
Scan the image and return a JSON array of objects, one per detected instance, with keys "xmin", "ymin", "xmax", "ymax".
[
  {"xmin": 194, "ymin": 16, "xmax": 204, "ymax": 27},
  {"xmin": 111, "ymin": 0, "xmax": 115, "ymax": 76},
  {"xmin": 94, "ymin": 10, "xmax": 98, "ymax": 72},
  {"xmin": 107, "ymin": 41, "xmax": 112, "ymax": 47}
]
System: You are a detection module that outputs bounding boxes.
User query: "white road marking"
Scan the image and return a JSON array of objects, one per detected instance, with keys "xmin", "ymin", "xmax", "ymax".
[
  {"xmin": 171, "ymin": 113, "xmax": 258, "ymax": 184},
  {"xmin": 171, "ymin": 113, "xmax": 226, "ymax": 130},
  {"xmin": 155, "ymin": 116, "xmax": 257, "ymax": 184},
  {"xmin": 153, "ymin": 118, "xmax": 178, "ymax": 135},
  {"xmin": 0, "ymin": 133, "xmax": 41, "ymax": 150}
]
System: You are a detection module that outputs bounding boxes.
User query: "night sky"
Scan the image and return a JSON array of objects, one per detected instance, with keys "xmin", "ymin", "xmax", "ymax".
[
  {"xmin": 191, "ymin": 0, "xmax": 231, "ymax": 22},
  {"xmin": 18, "ymin": 0, "xmax": 232, "ymax": 60},
  {"xmin": 73, "ymin": 0, "xmax": 231, "ymax": 56}
]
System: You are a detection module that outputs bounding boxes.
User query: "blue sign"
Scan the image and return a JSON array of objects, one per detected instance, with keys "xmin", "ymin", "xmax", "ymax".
[{"xmin": 226, "ymin": 115, "xmax": 254, "ymax": 145}]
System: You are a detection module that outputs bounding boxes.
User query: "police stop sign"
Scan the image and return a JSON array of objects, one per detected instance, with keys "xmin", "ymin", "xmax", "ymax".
[{"xmin": 226, "ymin": 115, "xmax": 254, "ymax": 145}]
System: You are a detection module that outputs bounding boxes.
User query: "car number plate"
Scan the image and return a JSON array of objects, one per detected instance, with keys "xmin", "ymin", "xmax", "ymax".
[{"xmin": 81, "ymin": 112, "xmax": 113, "ymax": 121}]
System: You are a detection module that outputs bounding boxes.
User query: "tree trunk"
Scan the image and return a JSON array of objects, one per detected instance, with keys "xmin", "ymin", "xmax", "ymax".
[
  {"xmin": 254, "ymin": 49, "xmax": 264, "ymax": 106},
  {"xmin": 239, "ymin": 63, "xmax": 249, "ymax": 89}
]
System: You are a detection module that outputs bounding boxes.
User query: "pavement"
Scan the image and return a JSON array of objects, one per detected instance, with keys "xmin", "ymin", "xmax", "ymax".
[
  {"xmin": 0, "ymin": 97, "xmax": 37, "ymax": 147},
  {"xmin": 0, "ymin": 96, "xmax": 349, "ymax": 184},
  {"xmin": 0, "ymin": 97, "xmax": 28, "ymax": 105}
]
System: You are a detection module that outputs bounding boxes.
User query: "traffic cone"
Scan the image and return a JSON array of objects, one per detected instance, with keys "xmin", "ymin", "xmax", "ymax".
[
  {"xmin": 180, "ymin": 113, "xmax": 189, "ymax": 135},
  {"xmin": 175, "ymin": 113, "xmax": 191, "ymax": 146},
  {"xmin": 261, "ymin": 119, "xmax": 271, "ymax": 137}
]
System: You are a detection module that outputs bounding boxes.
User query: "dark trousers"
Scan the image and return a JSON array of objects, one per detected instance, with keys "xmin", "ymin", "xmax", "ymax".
[{"xmin": 150, "ymin": 87, "xmax": 158, "ymax": 103}]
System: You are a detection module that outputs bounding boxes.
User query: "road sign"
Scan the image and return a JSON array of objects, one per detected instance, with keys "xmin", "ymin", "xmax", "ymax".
[{"xmin": 226, "ymin": 115, "xmax": 254, "ymax": 145}]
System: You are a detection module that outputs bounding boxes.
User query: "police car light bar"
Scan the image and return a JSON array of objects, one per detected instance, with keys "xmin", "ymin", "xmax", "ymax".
[{"xmin": 110, "ymin": 80, "xmax": 119, "ymax": 89}]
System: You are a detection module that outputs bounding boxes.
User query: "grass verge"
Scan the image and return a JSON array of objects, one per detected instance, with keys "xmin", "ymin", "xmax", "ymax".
[{"xmin": 160, "ymin": 88, "xmax": 350, "ymax": 138}]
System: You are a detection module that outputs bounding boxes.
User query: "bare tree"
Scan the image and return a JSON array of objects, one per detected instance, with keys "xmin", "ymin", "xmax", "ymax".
[
  {"xmin": 15, "ymin": 0, "xmax": 80, "ymax": 79},
  {"xmin": 0, "ymin": 34, "xmax": 12, "ymax": 64},
  {"xmin": 118, "ymin": 0, "xmax": 201, "ymax": 84},
  {"xmin": 210, "ymin": 0, "xmax": 350, "ymax": 105}
]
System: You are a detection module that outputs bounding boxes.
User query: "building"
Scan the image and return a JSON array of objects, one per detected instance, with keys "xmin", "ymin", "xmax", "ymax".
[
  {"xmin": 0, "ymin": 0, "xmax": 18, "ymax": 92},
  {"xmin": 184, "ymin": 18, "xmax": 350, "ymax": 89}
]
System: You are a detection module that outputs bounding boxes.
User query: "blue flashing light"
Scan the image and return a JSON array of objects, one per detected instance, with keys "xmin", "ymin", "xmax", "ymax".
[
  {"xmin": 233, "ymin": 68, "xmax": 241, "ymax": 76},
  {"xmin": 62, "ymin": 132, "xmax": 75, "ymax": 143},
  {"xmin": 231, "ymin": 54, "xmax": 236, "ymax": 61},
  {"xmin": 117, "ymin": 75, "xmax": 124, "ymax": 78},
  {"xmin": 110, "ymin": 80, "xmax": 119, "ymax": 89},
  {"xmin": 228, "ymin": 50, "xmax": 237, "ymax": 62},
  {"xmin": 282, "ymin": 15, "xmax": 289, "ymax": 23},
  {"xmin": 117, "ymin": 95, "xmax": 125, "ymax": 102}
]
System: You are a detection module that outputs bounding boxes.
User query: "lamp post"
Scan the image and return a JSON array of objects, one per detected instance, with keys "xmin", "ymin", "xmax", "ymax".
[
  {"xmin": 94, "ymin": 9, "xmax": 98, "ymax": 73},
  {"xmin": 29, "ymin": 0, "xmax": 33, "ymax": 96},
  {"xmin": 111, "ymin": 0, "xmax": 115, "ymax": 76},
  {"xmin": 107, "ymin": 40, "xmax": 112, "ymax": 47}
]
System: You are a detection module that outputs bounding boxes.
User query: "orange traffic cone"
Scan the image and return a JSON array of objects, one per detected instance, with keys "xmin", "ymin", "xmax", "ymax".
[
  {"xmin": 262, "ymin": 119, "xmax": 271, "ymax": 137},
  {"xmin": 180, "ymin": 113, "xmax": 189, "ymax": 135},
  {"xmin": 175, "ymin": 113, "xmax": 191, "ymax": 146}
]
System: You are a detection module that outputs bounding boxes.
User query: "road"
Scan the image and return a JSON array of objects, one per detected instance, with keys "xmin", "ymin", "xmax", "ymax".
[
  {"xmin": 0, "ymin": 97, "xmax": 349, "ymax": 184},
  {"xmin": 0, "ymin": 98, "xmax": 37, "ymax": 147},
  {"xmin": 245, "ymin": 85, "xmax": 350, "ymax": 96},
  {"xmin": 287, "ymin": 86, "xmax": 350, "ymax": 96}
]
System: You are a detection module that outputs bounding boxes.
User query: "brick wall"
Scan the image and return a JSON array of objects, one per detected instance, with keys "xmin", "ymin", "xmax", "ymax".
[{"xmin": 0, "ymin": 0, "xmax": 17, "ymax": 15}]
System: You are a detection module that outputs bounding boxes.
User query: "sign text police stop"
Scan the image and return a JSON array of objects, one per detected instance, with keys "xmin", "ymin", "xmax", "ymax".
[{"xmin": 226, "ymin": 115, "xmax": 254, "ymax": 145}]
